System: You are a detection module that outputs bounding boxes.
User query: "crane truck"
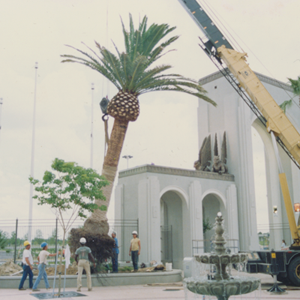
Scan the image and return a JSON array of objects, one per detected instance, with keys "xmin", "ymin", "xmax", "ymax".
[{"xmin": 178, "ymin": 0, "xmax": 300, "ymax": 286}]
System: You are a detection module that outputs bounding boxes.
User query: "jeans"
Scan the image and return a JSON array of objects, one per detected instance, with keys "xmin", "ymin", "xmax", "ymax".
[
  {"xmin": 18, "ymin": 265, "xmax": 33, "ymax": 289},
  {"xmin": 33, "ymin": 263, "xmax": 50, "ymax": 289},
  {"xmin": 112, "ymin": 253, "xmax": 118, "ymax": 273},
  {"xmin": 77, "ymin": 259, "xmax": 91, "ymax": 290},
  {"xmin": 131, "ymin": 250, "xmax": 139, "ymax": 271}
]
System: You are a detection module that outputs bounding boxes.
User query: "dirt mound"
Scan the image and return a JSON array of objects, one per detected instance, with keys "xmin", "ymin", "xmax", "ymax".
[
  {"xmin": 0, "ymin": 260, "xmax": 22, "ymax": 276},
  {"xmin": 45, "ymin": 262, "xmax": 78, "ymax": 276}
]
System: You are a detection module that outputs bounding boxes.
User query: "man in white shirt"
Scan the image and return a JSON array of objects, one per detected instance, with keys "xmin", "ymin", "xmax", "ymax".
[
  {"xmin": 18, "ymin": 241, "xmax": 34, "ymax": 290},
  {"xmin": 32, "ymin": 242, "xmax": 59, "ymax": 291}
]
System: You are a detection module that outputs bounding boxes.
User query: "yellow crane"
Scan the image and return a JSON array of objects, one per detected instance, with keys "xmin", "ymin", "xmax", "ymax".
[
  {"xmin": 218, "ymin": 46, "xmax": 300, "ymax": 247},
  {"xmin": 179, "ymin": 0, "xmax": 300, "ymax": 285}
]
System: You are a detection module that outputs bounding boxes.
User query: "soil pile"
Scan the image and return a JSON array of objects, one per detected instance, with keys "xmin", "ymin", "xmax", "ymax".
[
  {"xmin": 0, "ymin": 260, "xmax": 22, "ymax": 276},
  {"xmin": 33, "ymin": 262, "xmax": 78, "ymax": 276},
  {"xmin": 46, "ymin": 262, "xmax": 78, "ymax": 276}
]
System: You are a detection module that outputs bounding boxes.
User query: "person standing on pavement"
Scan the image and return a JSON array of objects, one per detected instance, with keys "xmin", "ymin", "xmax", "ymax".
[
  {"xmin": 75, "ymin": 237, "xmax": 96, "ymax": 292},
  {"xmin": 111, "ymin": 231, "xmax": 119, "ymax": 273},
  {"xmin": 18, "ymin": 241, "xmax": 34, "ymax": 290},
  {"xmin": 32, "ymin": 242, "xmax": 60, "ymax": 292},
  {"xmin": 129, "ymin": 231, "xmax": 141, "ymax": 272}
]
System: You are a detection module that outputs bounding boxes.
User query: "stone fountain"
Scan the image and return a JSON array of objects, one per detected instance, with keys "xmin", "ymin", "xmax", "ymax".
[{"xmin": 184, "ymin": 212, "xmax": 260, "ymax": 300}]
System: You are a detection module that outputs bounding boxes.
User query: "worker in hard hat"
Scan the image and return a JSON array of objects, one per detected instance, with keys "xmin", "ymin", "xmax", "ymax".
[
  {"xmin": 129, "ymin": 231, "xmax": 141, "ymax": 272},
  {"xmin": 18, "ymin": 241, "xmax": 34, "ymax": 290},
  {"xmin": 75, "ymin": 237, "xmax": 96, "ymax": 292},
  {"xmin": 32, "ymin": 242, "xmax": 60, "ymax": 292}
]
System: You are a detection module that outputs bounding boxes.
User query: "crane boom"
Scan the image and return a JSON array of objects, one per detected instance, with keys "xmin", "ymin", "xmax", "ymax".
[
  {"xmin": 218, "ymin": 46, "xmax": 300, "ymax": 168},
  {"xmin": 179, "ymin": 0, "xmax": 300, "ymax": 169}
]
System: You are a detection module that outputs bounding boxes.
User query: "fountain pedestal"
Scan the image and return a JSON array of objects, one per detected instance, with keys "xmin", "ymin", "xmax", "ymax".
[{"xmin": 184, "ymin": 212, "xmax": 260, "ymax": 300}]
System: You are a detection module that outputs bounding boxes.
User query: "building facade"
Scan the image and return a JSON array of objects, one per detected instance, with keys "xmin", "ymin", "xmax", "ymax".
[{"xmin": 114, "ymin": 71, "xmax": 300, "ymax": 269}]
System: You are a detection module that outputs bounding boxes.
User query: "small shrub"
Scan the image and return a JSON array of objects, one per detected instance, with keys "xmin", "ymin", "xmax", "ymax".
[{"xmin": 119, "ymin": 266, "xmax": 133, "ymax": 272}]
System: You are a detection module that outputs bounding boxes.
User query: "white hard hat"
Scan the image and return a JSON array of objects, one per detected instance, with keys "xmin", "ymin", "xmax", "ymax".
[
  {"xmin": 132, "ymin": 231, "xmax": 138, "ymax": 235},
  {"xmin": 80, "ymin": 237, "xmax": 86, "ymax": 244}
]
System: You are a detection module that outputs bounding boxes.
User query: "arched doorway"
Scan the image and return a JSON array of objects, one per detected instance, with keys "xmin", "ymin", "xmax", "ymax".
[
  {"xmin": 160, "ymin": 190, "xmax": 185, "ymax": 269},
  {"xmin": 202, "ymin": 193, "xmax": 225, "ymax": 252},
  {"xmin": 252, "ymin": 118, "xmax": 289, "ymax": 248},
  {"xmin": 251, "ymin": 125, "xmax": 270, "ymax": 249}
]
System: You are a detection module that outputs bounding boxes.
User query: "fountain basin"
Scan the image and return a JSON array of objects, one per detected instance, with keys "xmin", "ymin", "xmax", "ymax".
[
  {"xmin": 195, "ymin": 253, "xmax": 248, "ymax": 265},
  {"xmin": 184, "ymin": 276, "xmax": 260, "ymax": 299}
]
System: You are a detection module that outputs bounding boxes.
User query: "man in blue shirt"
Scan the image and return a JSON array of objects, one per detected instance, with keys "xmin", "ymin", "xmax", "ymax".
[{"xmin": 111, "ymin": 231, "xmax": 119, "ymax": 273}]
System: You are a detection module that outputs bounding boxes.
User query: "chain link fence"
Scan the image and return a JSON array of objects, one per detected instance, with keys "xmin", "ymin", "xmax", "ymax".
[{"xmin": 0, "ymin": 218, "xmax": 138, "ymax": 265}]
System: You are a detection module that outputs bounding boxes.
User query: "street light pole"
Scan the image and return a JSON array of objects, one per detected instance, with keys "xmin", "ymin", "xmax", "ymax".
[
  {"xmin": 90, "ymin": 83, "xmax": 94, "ymax": 169},
  {"xmin": 122, "ymin": 155, "xmax": 133, "ymax": 169},
  {"xmin": 0, "ymin": 98, "xmax": 3, "ymax": 146},
  {"xmin": 28, "ymin": 62, "xmax": 38, "ymax": 242}
]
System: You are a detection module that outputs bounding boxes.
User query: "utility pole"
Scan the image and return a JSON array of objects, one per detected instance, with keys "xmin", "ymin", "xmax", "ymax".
[
  {"xmin": 28, "ymin": 62, "xmax": 38, "ymax": 242},
  {"xmin": 0, "ymin": 98, "xmax": 3, "ymax": 146},
  {"xmin": 90, "ymin": 83, "xmax": 94, "ymax": 169}
]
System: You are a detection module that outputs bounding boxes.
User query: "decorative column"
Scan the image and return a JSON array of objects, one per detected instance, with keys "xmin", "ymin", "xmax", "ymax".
[
  {"xmin": 114, "ymin": 184, "xmax": 124, "ymax": 260},
  {"xmin": 138, "ymin": 176, "xmax": 160, "ymax": 263},
  {"xmin": 189, "ymin": 181, "xmax": 203, "ymax": 254},
  {"xmin": 226, "ymin": 184, "xmax": 239, "ymax": 252}
]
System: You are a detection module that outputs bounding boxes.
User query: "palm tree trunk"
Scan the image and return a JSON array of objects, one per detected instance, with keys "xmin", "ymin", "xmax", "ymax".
[{"xmin": 84, "ymin": 117, "xmax": 129, "ymax": 234}]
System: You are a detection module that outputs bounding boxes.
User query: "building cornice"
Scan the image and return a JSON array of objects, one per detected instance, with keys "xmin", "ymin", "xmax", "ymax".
[
  {"xmin": 119, "ymin": 164, "xmax": 234, "ymax": 182},
  {"xmin": 199, "ymin": 69, "xmax": 293, "ymax": 92}
]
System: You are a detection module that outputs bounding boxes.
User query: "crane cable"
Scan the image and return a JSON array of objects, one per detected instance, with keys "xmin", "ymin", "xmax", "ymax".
[
  {"xmin": 199, "ymin": 0, "xmax": 243, "ymax": 53},
  {"xmin": 199, "ymin": 0, "xmax": 300, "ymax": 112}
]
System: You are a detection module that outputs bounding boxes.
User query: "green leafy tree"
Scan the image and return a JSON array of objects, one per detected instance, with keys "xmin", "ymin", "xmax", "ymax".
[
  {"xmin": 9, "ymin": 231, "xmax": 22, "ymax": 247},
  {"xmin": 47, "ymin": 229, "xmax": 57, "ymax": 245},
  {"xmin": 32, "ymin": 229, "xmax": 44, "ymax": 246},
  {"xmin": 29, "ymin": 158, "xmax": 109, "ymax": 294},
  {"xmin": 0, "ymin": 230, "xmax": 9, "ymax": 249},
  {"xmin": 61, "ymin": 14, "xmax": 216, "ymax": 235}
]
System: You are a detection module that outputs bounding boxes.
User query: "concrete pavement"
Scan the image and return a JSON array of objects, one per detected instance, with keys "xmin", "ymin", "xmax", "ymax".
[
  {"xmin": 1, "ymin": 282, "xmax": 300, "ymax": 300},
  {"xmin": 2, "ymin": 272, "xmax": 300, "ymax": 299}
]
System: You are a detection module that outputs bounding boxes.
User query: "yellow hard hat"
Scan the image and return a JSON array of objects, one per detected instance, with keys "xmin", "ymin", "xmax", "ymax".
[{"xmin": 24, "ymin": 241, "xmax": 30, "ymax": 247}]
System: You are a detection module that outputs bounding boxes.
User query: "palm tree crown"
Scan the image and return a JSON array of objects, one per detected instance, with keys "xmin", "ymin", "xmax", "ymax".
[{"xmin": 61, "ymin": 14, "xmax": 216, "ymax": 107}]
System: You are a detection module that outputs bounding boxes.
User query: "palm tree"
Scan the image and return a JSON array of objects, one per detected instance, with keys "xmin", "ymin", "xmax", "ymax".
[
  {"xmin": 288, "ymin": 76, "xmax": 300, "ymax": 105},
  {"xmin": 280, "ymin": 77, "xmax": 300, "ymax": 113},
  {"xmin": 62, "ymin": 14, "xmax": 216, "ymax": 234}
]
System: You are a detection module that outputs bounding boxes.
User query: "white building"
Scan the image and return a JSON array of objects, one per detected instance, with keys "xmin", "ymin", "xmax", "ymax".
[{"xmin": 114, "ymin": 71, "xmax": 300, "ymax": 269}]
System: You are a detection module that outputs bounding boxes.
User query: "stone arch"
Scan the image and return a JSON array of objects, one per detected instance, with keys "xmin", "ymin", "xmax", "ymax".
[
  {"xmin": 160, "ymin": 187, "xmax": 190, "ymax": 269},
  {"xmin": 201, "ymin": 191, "xmax": 226, "ymax": 252},
  {"xmin": 201, "ymin": 189, "xmax": 227, "ymax": 209},
  {"xmin": 159, "ymin": 185, "xmax": 189, "ymax": 206},
  {"xmin": 252, "ymin": 118, "xmax": 286, "ymax": 248}
]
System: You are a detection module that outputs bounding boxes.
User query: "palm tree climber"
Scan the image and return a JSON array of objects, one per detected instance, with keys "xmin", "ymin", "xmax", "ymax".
[{"xmin": 61, "ymin": 14, "xmax": 216, "ymax": 235}]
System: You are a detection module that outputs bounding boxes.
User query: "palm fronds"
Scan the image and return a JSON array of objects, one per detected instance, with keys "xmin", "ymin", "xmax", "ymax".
[{"xmin": 61, "ymin": 14, "xmax": 216, "ymax": 106}]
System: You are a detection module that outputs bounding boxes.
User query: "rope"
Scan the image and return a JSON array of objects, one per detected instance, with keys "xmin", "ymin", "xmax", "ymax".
[{"xmin": 102, "ymin": 114, "xmax": 109, "ymax": 158}]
